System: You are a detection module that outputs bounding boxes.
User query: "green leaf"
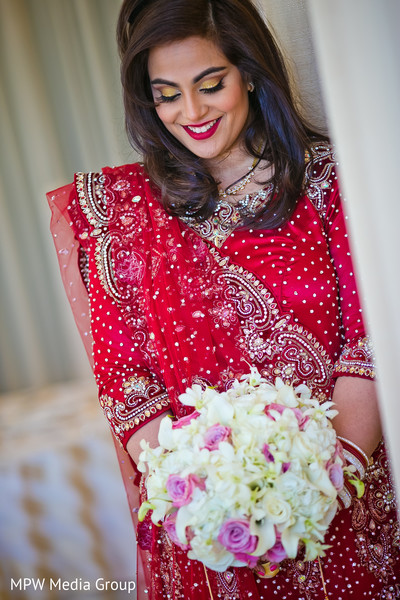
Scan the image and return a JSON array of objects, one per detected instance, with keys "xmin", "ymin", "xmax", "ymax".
[
  {"xmin": 138, "ymin": 501, "xmax": 155, "ymax": 522},
  {"xmin": 348, "ymin": 477, "xmax": 365, "ymax": 498}
]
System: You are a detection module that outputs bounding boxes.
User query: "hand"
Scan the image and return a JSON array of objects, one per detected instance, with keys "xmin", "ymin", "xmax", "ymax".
[
  {"xmin": 126, "ymin": 410, "xmax": 173, "ymax": 465},
  {"xmin": 332, "ymin": 376, "xmax": 381, "ymax": 457}
]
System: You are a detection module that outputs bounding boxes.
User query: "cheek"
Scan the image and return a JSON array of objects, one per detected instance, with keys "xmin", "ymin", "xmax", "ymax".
[
  {"xmin": 155, "ymin": 105, "xmax": 177, "ymax": 127},
  {"xmin": 220, "ymin": 86, "xmax": 249, "ymax": 118}
]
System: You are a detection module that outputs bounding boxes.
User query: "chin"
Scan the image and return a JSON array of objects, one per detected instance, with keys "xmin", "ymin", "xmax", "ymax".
[{"xmin": 188, "ymin": 144, "xmax": 222, "ymax": 161}]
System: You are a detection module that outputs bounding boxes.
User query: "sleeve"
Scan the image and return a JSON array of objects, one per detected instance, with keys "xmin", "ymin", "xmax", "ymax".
[
  {"xmin": 323, "ymin": 183, "xmax": 376, "ymax": 381},
  {"xmin": 55, "ymin": 172, "xmax": 171, "ymax": 450},
  {"xmin": 88, "ymin": 253, "xmax": 171, "ymax": 449}
]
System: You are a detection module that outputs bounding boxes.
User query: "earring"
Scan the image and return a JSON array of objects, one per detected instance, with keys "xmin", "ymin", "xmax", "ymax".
[{"xmin": 248, "ymin": 82, "xmax": 255, "ymax": 92}]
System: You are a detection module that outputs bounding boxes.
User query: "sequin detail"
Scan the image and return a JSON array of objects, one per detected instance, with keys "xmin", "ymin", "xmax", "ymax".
[
  {"xmin": 209, "ymin": 246, "xmax": 334, "ymax": 398},
  {"xmin": 334, "ymin": 335, "xmax": 376, "ymax": 378},
  {"xmin": 64, "ymin": 146, "xmax": 400, "ymax": 599}
]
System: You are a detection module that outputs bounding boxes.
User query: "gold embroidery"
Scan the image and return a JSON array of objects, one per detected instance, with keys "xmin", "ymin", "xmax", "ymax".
[
  {"xmin": 208, "ymin": 247, "xmax": 334, "ymax": 396},
  {"xmin": 100, "ymin": 385, "xmax": 169, "ymax": 441},
  {"xmin": 352, "ymin": 442, "xmax": 399, "ymax": 585},
  {"xmin": 304, "ymin": 142, "xmax": 337, "ymax": 219},
  {"xmin": 182, "ymin": 142, "xmax": 336, "ymax": 248},
  {"xmin": 76, "ymin": 172, "xmax": 136, "ymax": 304},
  {"xmin": 182, "ymin": 185, "xmax": 274, "ymax": 248},
  {"xmin": 333, "ymin": 335, "xmax": 376, "ymax": 380}
]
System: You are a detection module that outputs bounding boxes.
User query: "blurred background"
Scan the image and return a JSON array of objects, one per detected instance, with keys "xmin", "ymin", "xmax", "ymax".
[
  {"xmin": 1, "ymin": 0, "xmax": 399, "ymax": 598},
  {"xmin": 0, "ymin": 2, "xmax": 136, "ymax": 598}
]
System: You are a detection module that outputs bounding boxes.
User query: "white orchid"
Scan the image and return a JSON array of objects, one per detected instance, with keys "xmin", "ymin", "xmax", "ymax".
[{"xmin": 178, "ymin": 384, "xmax": 204, "ymax": 407}]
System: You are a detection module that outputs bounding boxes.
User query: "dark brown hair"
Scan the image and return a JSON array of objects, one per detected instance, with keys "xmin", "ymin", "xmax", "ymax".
[{"xmin": 117, "ymin": 0, "xmax": 321, "ymax": 229}]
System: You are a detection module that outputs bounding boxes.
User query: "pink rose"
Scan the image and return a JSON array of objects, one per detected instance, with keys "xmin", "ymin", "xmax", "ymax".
[
  {"xmin": 218, "ymin": 519, "xmax": 257, "ymax": 556},
  {"xmin": 202, "ymin": 424, "xmax": 231, "ymax": 450},
  {"xmin": 327, "ymin": 462, "xmax": 344, "ymax": 491},
  {"xmin": 172, "ymin": 411, "xmax": 200, "ymax": 429},
  {"xmin": 166, "ymin": 474, "xmax": 205, "ymax": 507},
  {"xmin": 163, "ymin": 513, "xmax": 190, "ymax": 550},
  {"xmin": 263, "ymin": 540, "xmax": 287, "ymax": 563}
]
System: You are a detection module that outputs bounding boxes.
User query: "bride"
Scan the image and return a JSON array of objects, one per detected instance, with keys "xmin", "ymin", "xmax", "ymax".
[{"xmin": 48, "ymin": 0, "xmax": 399, "ymax": 598}]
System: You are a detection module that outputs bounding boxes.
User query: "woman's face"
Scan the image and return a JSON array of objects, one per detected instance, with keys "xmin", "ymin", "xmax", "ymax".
[{"xmin": 148, "ymin": 36, "xmax": 250, "ymax": 166}]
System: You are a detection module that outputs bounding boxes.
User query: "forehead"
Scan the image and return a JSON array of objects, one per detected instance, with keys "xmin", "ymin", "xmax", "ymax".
[{"xmin": 148, "ymin": 36, "xmax": 230, "ymax": 79}]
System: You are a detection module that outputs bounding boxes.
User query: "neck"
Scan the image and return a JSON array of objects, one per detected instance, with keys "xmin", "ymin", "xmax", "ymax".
[{"xmin": 207, "ymin": 145, "xmax": 256, "ymax": 192}]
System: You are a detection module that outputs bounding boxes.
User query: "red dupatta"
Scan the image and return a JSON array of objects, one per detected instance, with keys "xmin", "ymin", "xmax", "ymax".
[{"xmin": 47, "ymin": 164, "xmax": 251, "ymax": 597}]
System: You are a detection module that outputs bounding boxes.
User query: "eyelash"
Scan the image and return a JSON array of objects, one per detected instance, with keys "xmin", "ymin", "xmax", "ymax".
[
  {"xmin": 158, "ymin": 94, "xmax": 180, "ymax": 104},
  {"xmin": 158, "ymin": 79, "xmax": 225, "ymax": 104},
  {"xmin": 202, "ymin": 79, "xmax": 225, "ymax": 95}
]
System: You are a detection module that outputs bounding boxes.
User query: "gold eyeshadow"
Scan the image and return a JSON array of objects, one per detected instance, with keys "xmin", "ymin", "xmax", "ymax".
[
  {"xmin": 159, "ymin": 86, "xmax": 179, "ymax": 98},
  {"xmin": 199, "ymin": 77, "xmax": 221, "ymax": 91}
]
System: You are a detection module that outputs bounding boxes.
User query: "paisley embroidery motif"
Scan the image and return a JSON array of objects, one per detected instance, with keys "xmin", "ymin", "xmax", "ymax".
[
  {"xmin": 209, "ymin": 246, "xmax": 334, "ymax": 399},
  {"xmin": 99, "ymin": 379, "xmax": 169, "ymax": 439},
  {"xmin": 215, "ymin": 569, "xmax": 241, "ymax": 599},
  {"xmin": 352, "ymin": 443, "xmax": 399, "ymax": 585},
  {"xmin": 334, "ymin": 335, "xmax": 376, "ymax": 379},
  {"xmin": 304, "ymin": 142, "xmax": 337, "ymax": 219},
  {"xmin": 76, "ymin": 171, "xmax": 146, "ymax": 307},
  {"xmin": 284, "ymin": 559, "xmax": 323, "ymax": 599}
]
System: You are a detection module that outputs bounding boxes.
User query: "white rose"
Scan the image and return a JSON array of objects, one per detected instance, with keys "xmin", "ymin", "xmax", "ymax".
[
  {"xmin": 261, "ymin": 490, "xmax": 292, "ymax": 525},
  {"xmin": 188, "ymin": 537, "xmax": 234, "ymax": 572}
]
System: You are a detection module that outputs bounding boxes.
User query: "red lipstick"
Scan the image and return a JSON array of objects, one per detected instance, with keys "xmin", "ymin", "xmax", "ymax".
[{"xmin": 182, "ymin": 117, "xmax": 221, "ymax": 140}]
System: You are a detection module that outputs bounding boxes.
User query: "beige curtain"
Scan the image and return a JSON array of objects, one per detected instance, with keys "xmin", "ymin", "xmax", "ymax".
[
  {"xmin": 0, "ymin": 0, "xmax": 134, "ymax": 392},
  {"xmin": 307, "ymin": 0, "xmax": 400, "ymax": 497},
  {"xmin": 258, "ymin": 0, "xmax": 327, "ymax": 132}
]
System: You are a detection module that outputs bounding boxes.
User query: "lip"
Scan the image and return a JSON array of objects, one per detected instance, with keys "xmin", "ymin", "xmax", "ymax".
[{"xmin": 182, "ymin": 117, "xmax": 222, "ymax": 140}]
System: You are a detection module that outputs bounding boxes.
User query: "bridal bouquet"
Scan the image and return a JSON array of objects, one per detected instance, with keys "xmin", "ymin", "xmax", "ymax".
[{"xmin": 138, "ymin": 369, "xmax": 352, "ymax": 572}]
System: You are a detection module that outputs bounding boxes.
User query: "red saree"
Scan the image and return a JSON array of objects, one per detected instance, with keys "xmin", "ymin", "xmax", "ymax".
[{"xmin": 48, "ymin": 142, "xmax": 400, "ymax": 599}]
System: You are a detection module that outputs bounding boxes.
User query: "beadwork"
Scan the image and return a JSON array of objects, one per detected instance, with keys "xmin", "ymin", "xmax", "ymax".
[{"xmin": 59, "ymin": 140, "xmax": 400, "ymax": 599}]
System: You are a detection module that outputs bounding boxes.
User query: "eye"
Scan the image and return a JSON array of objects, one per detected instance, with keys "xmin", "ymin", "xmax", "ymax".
[
  {"xmin": 199, "ymin": 78, "xmax": 225, "ymax": 94},
  {"xmin": 156, "ymin": 86, "xmax": 181, "ymax": 103}
]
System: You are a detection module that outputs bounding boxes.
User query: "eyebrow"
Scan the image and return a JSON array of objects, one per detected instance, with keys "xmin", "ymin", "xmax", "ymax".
[{"xmin": 150, "ymin": 66, "xmax": 227, "ymax": 87}]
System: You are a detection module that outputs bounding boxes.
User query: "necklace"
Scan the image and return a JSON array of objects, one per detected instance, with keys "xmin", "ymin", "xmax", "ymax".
[
  {"xmin": 181, "ymin": 182, "xmax": 274, "ymax": 248},
  {"xmin": 218, "ymin": 154, "xmax": 260, "ymax": 198},
  {"xmin": 218, "ymin": 183, "xmax": 274, "ymax": 218},
  {"xmin": 236, "ymin": 185, "xmax": 273, "ymax": 217}
]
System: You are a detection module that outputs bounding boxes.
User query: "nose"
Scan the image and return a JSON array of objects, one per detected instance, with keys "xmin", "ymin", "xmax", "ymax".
[{"xmin": 182, "ymin": 92, "xmax": 207, "ymax": 124}]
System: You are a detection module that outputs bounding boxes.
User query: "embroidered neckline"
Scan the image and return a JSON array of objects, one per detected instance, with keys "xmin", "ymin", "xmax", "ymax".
[{"xmin": 181, "ymin": 183, "xmax": 274, "ymax": 247}]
